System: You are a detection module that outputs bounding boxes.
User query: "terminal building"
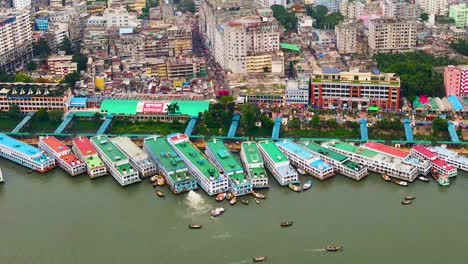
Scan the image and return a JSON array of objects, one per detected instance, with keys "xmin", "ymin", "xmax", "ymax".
[{"xmin": 310, "ymin": 68, "xmax": 401, "ymax": 110}]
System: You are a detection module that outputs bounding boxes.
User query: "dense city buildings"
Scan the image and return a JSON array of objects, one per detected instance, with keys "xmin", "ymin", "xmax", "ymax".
[
  {"xmin": 444, "ymin": 65, "xmax": 468, "ymax": 97},
  {"xmin": 310, "ymin": 69, "xmax": 401, "ymax": 110},
  {"xmin": 415, "ymin": 0, "xmax": 448, "ymax": 16},
  {"xmin": 368, "ymin": 18, "xmax": 418, "ymax": 54},
  {"xmin": 257, "ymin": 0, "xmax": 287, "ymax": 8},
  {"xmin": 46, "ymin": 54, "xmax": 78, "ymax": 78},
  {"xmin": 12, "ymin": 0, "xmax": 31, "ymax": 9},
  {"xmin": 0, "ymin": 10, "xmax": 34, "ymax": 72},
  {"xmin": 449, "ymin": 3, "xmax": 468, "ymax": 29}
]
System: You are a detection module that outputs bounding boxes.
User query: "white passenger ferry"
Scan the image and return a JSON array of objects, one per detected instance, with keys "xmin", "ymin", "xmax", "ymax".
[
  {"xmin": 411, "ymin": 146, "xmax": 457, "ymax": 177},
  {"xmin": 112, "ymin": 136, "xmax": 157, "ymax": 178},
  {"xmin": 428, "ymin": 146, "xmax": 468, "ymax": 172},
  {"xmin": 39, "ymin": 136, "xmax": 87, "ymax": 176},
  {"xmin": 276, "ymin": 140, "xmax": 334, "ymax": 180},
  {"xmin": 72, "ymin": 137, "xmax": 107, "ymax": 178},
  {"xmin": 257, "ymin": 140, "xmax": 298, "ymax": 186},
  {"xmin": 240, "ymin": 141, "xmax": 268, "ymax": 188}
]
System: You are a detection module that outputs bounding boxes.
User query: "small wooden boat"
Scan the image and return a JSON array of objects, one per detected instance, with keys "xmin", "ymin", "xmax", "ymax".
[
  {"xmin": 404, "ymin": 195, "xmax": 415, "ymax": 200},
  {"xmin": 401, "ymin": 200, "xmax": 412, "ymax": 205},
  {"xmin": 156, "ymin": 190, "xmax": 165, "ymax": 197},
  {"xmin": 288, "ymin": 183, "xmax": 302, "ymax": 192},
  {"xmin": 229, "ymin": 197, "xmax": 237, "ymax": 205},
  {"xmin": 226, "ymin": 192, "xmax": 234, "ymax": 200},
  {"xmin": 326, "ymin": 245, "xmax": 343, "ymax": 252},
  {"xmin": 297, "ymin": 168, "xmax": 306, "ymax": 175},
  {"xmin": 302, "ymin": 180, "xmax": 312, "ymax": 190},
  {"xmin": 253, "ymin": 256, "xmax": 267, "ymax": 262},
  {"xmin": 210, "ymin": 207, "xmax": 225, "ymax": 217},
  {"xmin": 418, "ymin": 176, "xmax": 429, "ymax": 182},
  {"xmin": 255, "ymin": 199, "xmax": 260, "ymax": 204},
  {"xmin": 150, "ymin": 176, "xmax": 158, "ymax": 182},
  {"xmin": 393, "ymin": 179, "xmax": 408, "ymax": 186},
  {"xmin": 157, "ymin": 177, "xmax": 166, "ymax": 186},
  {"xmin": 215, "ymin": 193, "xmax": 226, "ymax": 202},
  {"xmin": 241, "ymin": 199, "xmax": 249, "ymax": 205},
  {"xmin": 252, "ymin": 192, "xmax": 266, "ymax": 199},
  {"xmin": 381, "ymin": 174, "xmax": 391, "ymax": 181},
  {"xmin": 280, "ymin": 221, "xmax": 293, "ymax": 227},
  {"xmin": 188, "ymin": 224, "xmax": 202, "ymax": 229}
]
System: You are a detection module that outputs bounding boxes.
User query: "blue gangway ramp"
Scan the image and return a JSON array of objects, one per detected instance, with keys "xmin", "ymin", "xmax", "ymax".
[
  {"xmin": 54, "ymin": 112, "xmax": 74, "ymax": 134},
  {"xmin": 11, "ymin": 112, "xmax": 35, "ymax": 133},
  {"xmin": 271, "ymin": 117, "xmax": 281, "ymax": 139},
  {"xmin": 227, "ymin": 114, "xmax": 241, "ymax": 138},
  {"xmin": 448, "ymin": 121, "xmax": 460, "ymax": 143},
  {"xmin": 96, "ymin": 114, "xmax": 114, "ymax": 135},
  {"xmin": 359, "ymin": 119, "xmax": 369, "ymax": 142},
  {"xmin": 403, "ymin": 118, "xmax": 414, "ymax": 142},
  {"xmin": 184, "ymin": 117, "xmax": 197, "ymax": 137}
]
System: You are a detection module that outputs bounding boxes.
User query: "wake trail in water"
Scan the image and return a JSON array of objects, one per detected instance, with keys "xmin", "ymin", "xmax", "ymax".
[
  {"xmin": 304, "ymin": 248, "xmax": 326, "ymax": 252},
  {"xmin": 227, "ymin": 260, "xmax": 249, "ymax": 264},
  {"xmin": 184, "ymin": 191, "xmax": 210, "ymax": 217},
  {"xmin": 212, "ymin": 232, "xmax": 232, "ymax": 240}
]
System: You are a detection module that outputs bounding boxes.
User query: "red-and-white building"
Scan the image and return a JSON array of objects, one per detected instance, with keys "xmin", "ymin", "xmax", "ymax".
[
  {"xmin": 39, "ymin": 136, "xmax": 87, "ymax": 176},
  {"xmin": 310, "ymin": 69, "xmax": 401, "ymax": 110},
  {"xmin": 411, "ymin": 145, "xmax": 457, "ymax": 177},
  {"xmin": 47, "ymin": 54, "xmax": 78, "ymax": 78},
  {"xmin": 444, "ymin": 65, "xmax": 468, "ymax": 97}
]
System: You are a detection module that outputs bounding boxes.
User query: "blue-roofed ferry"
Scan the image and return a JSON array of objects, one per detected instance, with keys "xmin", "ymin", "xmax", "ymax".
[
  {"xmin": 0, "ymin": 133, "xmax": 56, "ymax": 172},
  {"xmin": 276, "ymin": 139, "xmax": 334, "ymax": 180}
]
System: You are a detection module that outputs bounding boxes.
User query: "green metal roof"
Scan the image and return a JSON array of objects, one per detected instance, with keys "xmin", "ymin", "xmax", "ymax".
[
  {"xmin": 241, "ymin": 142, "xmax": 263, "ymax": 165},
  {"xmin": 172, "ymin": 140, "xmax": 221, "ymax": 180},
  {"xmin": 84, "ymin": 154, "xmax": 104, "ymax": 169},
  {"xmin": 90, "ymin": 135, "xmax": 133, "ymax": 175},
  {"xmin": 258, "ymin": 140, "xmax": 288, "ymax": 164},
  {"xmin": 170, "ymin": 100, "xmax": 210, "ymax": 117},
  {"xmin": 301, "ymin": 141, "xmax": 348, "ymax": 162},
  {"xmin": 144, "ymin": 136, "xmax": 194, "ymax": 182},
  {"xmin": 206, "ymin": 139, "xmax": 245, "ymax": 182},
  {"xmin": 100, "ymin": 100, "xmax": 138, "ymax": 115},
  {"xmin": 280, "ymin": 43, "xmax": 301, "ymax": 52},
  {"xmin": 326, "ymin": 141, "xmax": 378, "ymax": 158}
]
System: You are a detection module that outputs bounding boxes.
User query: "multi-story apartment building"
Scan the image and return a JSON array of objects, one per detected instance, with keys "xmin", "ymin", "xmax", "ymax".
[
  {"xmin": 13, "ymin": 0, "xmax": 31, "ymax": 9},
  {"xmin": 285, "ymin": 78, "xmax": 310, "ymax": 106},
  {"xmin": 47, "ymin": 54, "xmax": 78, "ymax": 77},
  {"xmin": 444, "ymin": 65, "xmax": 468, "ymax": 97},
  {"xmin": 103, "ymin": 7, "xmax": 139, "ymax": 29},
  {"xmin": 256, "ymin": 0, "xmax": 287, "ymax": 8},
  {"xmin": 310, "ymin": 68, "xmax": 401, "ymax": 110},
  {"xmin": 144, "ymin": 55, "xmax": 207, "ymax": 80},
  {"xmin": 345, "ymin": 0, "xmax": 365, "ymax": 19},
  {"xmin": 335, "ymin": 20, "xmax": 359, "ymax": 54},
  {"xmin": 383, "ymin": 0, "xmax": 421, "ymax": 21},
  {"xmin": 0, "ymin": 10, "xmax": 34, "ymax": 73},
  {"xmin": 415, "ymin": 0, "xmax": 448, "ymax": 16},
  {"xmin": 315, "ymin": 0, "xmax": 342, "ymax": 13},
  {"xmin": 449, "ymin": 3, "xmax": 467, "ymax": 29},
  {"xmin": 368, "ymin": 18, "xmax": 418, "ymax": 54},
  {"xmin": 0, "ymin": 83, "xmax": 72, "ymax": 112},
  {"xmin": 200, "ymin": 3, "xmax": 282, "ymax": 74}
]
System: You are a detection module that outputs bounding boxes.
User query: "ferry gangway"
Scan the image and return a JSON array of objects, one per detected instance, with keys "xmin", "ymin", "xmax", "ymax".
[
  {"xmin": 184, "ymin": 117, "xmax": 198, "ymax": 137},
  {"xmin": 448, "ymin": 121, "xmax": 460, "ymax": 143},
  {"xmin": 403, "ymin": 118, "xmax": 414, "ymax": 142},
  {"xmin": 54, "ymin": 112, "xmax": 75, "ymax": 134},
  {"xmin": 227, "ymin": 114, "xmax": 241, "ymax": 138},
  {"xmin": 11, "ymin": 112, "xmax": 35, "ymax": 133},
  {"xmin": 271, "ymin": 117, "xmax": 282, "ymax": 139},
  {"xmin": 359, "ymin": 119, "xmax": 369, "ymax": 142},
  {"xmin": 96, "ymin": 114, "xmax": 114, "ymax": 135}
]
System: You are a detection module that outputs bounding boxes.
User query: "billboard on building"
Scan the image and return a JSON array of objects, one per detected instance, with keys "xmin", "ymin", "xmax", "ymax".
[{"xmin": 137, "ymin": 102, "xmax": 168, "ymax": 114}]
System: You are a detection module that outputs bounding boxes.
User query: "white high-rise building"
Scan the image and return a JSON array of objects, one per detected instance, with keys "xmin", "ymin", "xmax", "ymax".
[
  {"xmin": 335, "ymin": 21, "xmax": 358, "ymax": 54},
  {"xmin": 415, "ymin": 0, "xmax": 448, "ymax": 16},
  {"xmin": 12, "ymin": 0, "xmax": 31, "ymax": 9},
  {"xmin": 368, "ymin": 18, "xmax": 418, "ymax": 54},
  {"xmin": 0, "ymin": 10, "xmax": 34, "ymax": 72}
]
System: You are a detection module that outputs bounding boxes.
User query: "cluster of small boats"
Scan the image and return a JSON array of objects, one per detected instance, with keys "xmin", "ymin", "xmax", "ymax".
[
  {"xmin": 288, "ymin": 180, "xmax": 312, "ymax": 192},
  {"xmin": 401, "ymin": 195, "xmax": 415, "ymax": 205},
  {"xmin": 382, "ymin": 174, "xmax": 430, "ymax": 186},
  {"xmin": 214, "ymin": 191, "xmax": 266, "ymax": 206}
]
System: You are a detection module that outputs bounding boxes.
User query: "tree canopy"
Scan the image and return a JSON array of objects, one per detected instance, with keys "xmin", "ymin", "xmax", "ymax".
[
  {"xmin": 33, "ymin": 39, "xmax": 51, "ymax": 59},
  {"xmin": 72, "ymin": 52, "xmax": 88, "ymax": 71},
  {"xmin": 432, "ymin": 118, "xmax": 448, "ymax": 136},
  {"xmin": 61, "ymin": 71, "xmax": 81, "ymax": 87},
  {"xmin": 59, "ymin": 36, "xmax": 74, "ymax": 55},
  {"xmin": 271, "ymin": 5, "xmax": 298, "ymax": 31},
  {"xmin": 14, "ymin": 73, "xmax": 34, "ymax": 83},
  {"xmin": 374, "ymin": 51, "xmax": 458, "ymax": 99},
  {"xmin": 306, "ymin": 5, "xmax": 343, "ymax": 29},
  {"xmin": 420, "ymin": 13, "xmax": 429, "ymax": 22},
  {"xmin": 450, "ymin": 39, "xmax": 468, "ymax": 56},
  {"xmin": 27, "ymin": 61, "xmax": 38, "ymax": 72},
  {"xmin": 140, "ymin": 0, "xmax": 159, "ymax": 19},
  {"xmin": 176, "ymin": 0, "xmax": 195, "ymax": 13}
]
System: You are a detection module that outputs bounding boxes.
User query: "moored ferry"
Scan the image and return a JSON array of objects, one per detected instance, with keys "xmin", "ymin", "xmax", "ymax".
[
  {"xmin": 276, "ymin": 139, "xmax": 334, "ymax": 180},
  {"xmin": 323, "ymin": 140, "xmax": 419, "ymax": 182},
  {"xmin": 205, "ymin": 139, "xmax": 252, "ymax": 196},
  {"xmin": 362, "ymin": 142, "xmax": 431, "ymax": 175},
  {"xmin": 112, "ymin": 136, "xmax": 157, "ymax": 178},
  {"xmin": 240, "ymin": 141, "xmax": 268, "ymax": 188},
  {"xmin": 167, "ymin": 133, "xmax": 228, "ymax": 195},
  {"xmin": 257, "ymin": 140, "xmax": 298, "ymax": 186},
  {"xmin": 144, "ymin": 135, "xmax": 197, "ymax": 194},
  {"xmin": 90, "ymin": 135, "xmax": 140, "ymax": 186},
  {"xmin": 411, "ymin": 146, "xmax": 457, "ymax": 178},
  {"xmin": 72, "ymin": 137, "xmax": 107, "ymax": 178},
  {"xmin": 39, "ymin": 136, "xmax": 86, "ymax": 176},
  {"xmin": 0, "ymin": 133, "xmax": 56, "ymax": 172},
  {"xmin": 428, "ymin": 146, "xmax": 468, "ymax": 172},
  {"xmin": 301, "ymin": 141, "xmax": 368, "ymax": 180}
]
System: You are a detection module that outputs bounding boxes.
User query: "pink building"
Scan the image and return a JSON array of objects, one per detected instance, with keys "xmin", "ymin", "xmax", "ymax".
[{"xmin": 444, "ymin": 65, "xmax": 468, "ymax": 97}]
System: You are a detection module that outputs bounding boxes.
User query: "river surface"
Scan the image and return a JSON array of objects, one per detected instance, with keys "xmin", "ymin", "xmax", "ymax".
[{"xmin": 1, "ymin": 158, "xmax": 468, "ymax": 264}]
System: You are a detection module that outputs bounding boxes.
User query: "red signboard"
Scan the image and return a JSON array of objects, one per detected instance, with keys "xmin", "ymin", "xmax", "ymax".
[{"xmin": 142, "ymin": 102, "xmax": 166, "ymax": 113}]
